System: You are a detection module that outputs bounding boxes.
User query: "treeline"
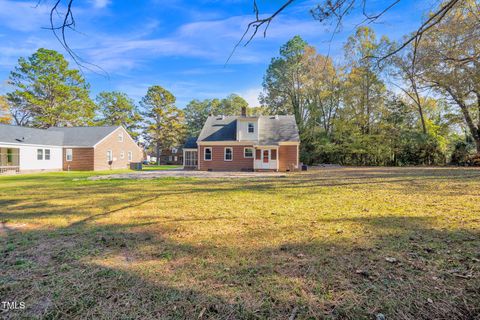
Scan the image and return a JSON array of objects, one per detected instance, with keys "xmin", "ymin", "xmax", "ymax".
[{"xmin": 260, "ymin": 0, "xmax": 479, "ymax": 166}]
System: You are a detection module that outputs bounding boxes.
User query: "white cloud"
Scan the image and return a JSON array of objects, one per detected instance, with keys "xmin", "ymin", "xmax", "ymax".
[
  {"xmin": 237, "ymin": 87, "xmax": 262, "ymax": 107},
  {"xmin": 89, "ymin": 0, "xmax": 110, "ymax": 9},
  {"xmin": 0, "ymin": 0, "xmax": 51, "ymax": 32}
]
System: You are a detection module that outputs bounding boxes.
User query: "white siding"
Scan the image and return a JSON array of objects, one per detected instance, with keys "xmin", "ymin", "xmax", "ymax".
[
  {"xmin": 237, "ymin": 119, "xmax": 259, "ymax": 141},
  {"xmin": 0, "ymin": 143, "xmax": 63, "ymax": 171}
]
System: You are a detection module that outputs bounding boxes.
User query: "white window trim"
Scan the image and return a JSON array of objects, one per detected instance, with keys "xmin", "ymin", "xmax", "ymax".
[
  {"xmin": 37, "ymin": 149, "xmax": 43, "ymax": 160},
  {"xmin": 45, "ymin": 149, "xmax": 51, "ymax": 160},
  {"xmin": 107, "ymin": 150, "xmax": 113, "ymax": 162},
  {"xmin": 244, "ymin": 147, "xmax": 254, "ymax": 158},
  {"xmin": 128, "ymin": 151, "xmax": 132, "ymax": 161},
  {"xmin": 204, "ymin": 147, "xmax": 212, "ymax": 161},
  {"xmin": 120, "ymin": 151, "xmax": 125, "ymax": 160},
  {"xmin": 118, "ymin": 132, "xmax": 124, "ymax": 142},
  {"xmin": 224, "ymin": 147, "xmax": 233, "ymax": 161},
  {"xmin": 66, "ymin": 148, "xmax": 73, "ymax": 162},
  {"xmin": 248, "ymin": 122, "xmax": 255, "ymax": 133}
]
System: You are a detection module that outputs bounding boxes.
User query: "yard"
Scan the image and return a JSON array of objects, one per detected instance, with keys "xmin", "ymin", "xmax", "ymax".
[{"xmin": 1, "ymin": 167, "xmax": 479, "ymax": 319}]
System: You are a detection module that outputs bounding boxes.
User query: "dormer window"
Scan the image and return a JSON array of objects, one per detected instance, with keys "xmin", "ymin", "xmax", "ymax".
[{"xmin": 248, "ymin": 123, "xmax": 254, "ymax": 133}]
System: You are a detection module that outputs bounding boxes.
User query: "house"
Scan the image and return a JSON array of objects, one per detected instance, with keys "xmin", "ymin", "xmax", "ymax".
[
  {"xmin": 183, "ymin": 107, "xmax": 300, "ymax": 171},
  {"xmin": 148, "ymin": 147, "xmax": 183, "ymax": 165},
  {"xmin": 0, "ymin": 124, "xmax": 143, "ymax": 173}
]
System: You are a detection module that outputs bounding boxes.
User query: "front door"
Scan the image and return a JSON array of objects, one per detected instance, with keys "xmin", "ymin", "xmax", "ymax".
[{"xmin": 262, "ymin": 149, "xmax": 270, "ymax": 169}]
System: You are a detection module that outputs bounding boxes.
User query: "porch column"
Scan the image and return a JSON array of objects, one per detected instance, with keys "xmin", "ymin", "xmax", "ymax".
[{"xmin": 276, "ymin": 147, "xmax": 279, "ymax": 171}]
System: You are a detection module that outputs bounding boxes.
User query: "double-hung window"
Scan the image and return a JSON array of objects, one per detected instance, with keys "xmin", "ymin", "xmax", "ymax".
[
  {"xmin": 204, "ymin": 147, "xmax": 212, "ymax": 161},
  {"xmin": 37, "ymin": 149, "xmax": 43, "ymax": 160},
  {"xmin": 244, "ymin": 148, "xmax": 253, "ymax": 158},
  {"xmin": 224, "ymin": 147, "xmax": 233, "ymax": 161},
  {"xmin": 107, "ymin": 150, "xmax": 113, "ymax": 162},
  {"xmin": 128, "ymin": 151, "xmax": 133, "ymax": 161},
  {"xmin": 248, "ymin": 123, "xmax": 255, "ymax": 133},
  {"xmin": 45, "ymin": 149, "xmax": 51, "ymax": 160},
  {"xmin": 66, "ymin": 149, "xmax": 73, "ymax": 161}
]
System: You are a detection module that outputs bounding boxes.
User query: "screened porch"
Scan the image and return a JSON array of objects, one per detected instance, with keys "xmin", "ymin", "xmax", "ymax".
[{"xmin": 0, "ymin": 147, "xmax": 20, "ymax": 174}]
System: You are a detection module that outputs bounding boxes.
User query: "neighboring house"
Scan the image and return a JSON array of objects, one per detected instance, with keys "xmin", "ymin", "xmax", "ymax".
[
  {"xmin": 0, "ymin": 124, "xmax": 143, "ymax": 173},
  {"xmin": 157, "ymin": 147, "xmax": 183, "ymax": 165},
  {"xmin": 183, "ymin": 107, "xmax": 300, "ymax": 171}
]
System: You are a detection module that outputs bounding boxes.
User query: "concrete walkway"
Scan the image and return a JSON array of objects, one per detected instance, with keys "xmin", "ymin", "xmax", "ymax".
[{"xmin": 88, "ymin": 169, "xmax": 287, "ymax": 180}]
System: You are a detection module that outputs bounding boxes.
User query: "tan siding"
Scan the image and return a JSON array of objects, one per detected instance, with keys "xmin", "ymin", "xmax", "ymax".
[
  {"xmin": 94, "ymin": 127, "xmax": 143, "ymax": 171},
  {"xmin": 199, "ymin": 145, "xmax": 254, "ymax": 171},
  {"xmin": 63, "ymin": 148, "xmax": 94, "ymax": 171},
  {"xmin": 278, "ymin": 145, "xmax": 299, "ymax": 171}
]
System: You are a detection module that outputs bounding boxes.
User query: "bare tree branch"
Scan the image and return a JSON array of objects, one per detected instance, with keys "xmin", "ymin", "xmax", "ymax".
[{"xmin": 231, "ymin": 0, "xmax": 461, "ymax": 64}]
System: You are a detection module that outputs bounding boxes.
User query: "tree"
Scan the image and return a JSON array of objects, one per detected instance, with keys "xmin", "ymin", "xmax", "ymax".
[
  {"xmin": 391, "ymin": 40, "xmax": 428, "ymax": 134},
  {"xmin": 416, "ymin": 0, "xmax": 480, "ymax": 154},
  {"xmin": 96, "ymin": 91, "xmax": 142, "ymax": 140},
  {"xmin": 218, "ymin": 94, "xmax": 248, "ymax": 115},
  {"xmin": 261, "ymin": 35, "xmax": 310, "ymax": 131},
  {"xmin": 343, "ymin": 27, "xmax": 388, "ymax": 135},
  {"xmin": 141, "ymin": 86, "xmax": 186, "ymax": 165},
  {"xmin": 7, "ymin": 48, "xmax": 95, "ymax": 128},
  {"xmin": 0, "ymin": 96, "xmax": 12, "ymax": 124},
  {"xmin": 184, "ymin": 94, "xmax": 250, "ymax": 137}
]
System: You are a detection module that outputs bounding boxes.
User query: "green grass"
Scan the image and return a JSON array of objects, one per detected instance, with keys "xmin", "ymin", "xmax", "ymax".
[
  {"xmin": 1, "ymin": 167, "xmax": 479, "ymax": 319},
  {"xmin": 142, "ymin": 165, "xmax": 182, "ymax": 171}
]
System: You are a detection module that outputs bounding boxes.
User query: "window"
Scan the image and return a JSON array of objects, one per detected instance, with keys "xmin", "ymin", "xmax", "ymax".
[
  {"xmin": 204, "ymin": 147, "xmax": 212, "ymax": 161},
  {"xmin": 37, "ymin": 149, "xmax": 43, "ymax": 160},
  {"xmin": 7, "ymin": 149, "xmax": 13, "ymax": 163},
  {"xmin": 128, "ymin": 151, "xmax": 132, "ymax": 161},
  {"xmin": 248, "ymin": 122, "xmax": 254, "ymax": 133},
  {"xmin": 107, "ymin": 150, "xmax": 113, "ymax": 162},
  {"xmin": 224, "ymin": 147, "xmax": 233, "ymax": 161},
  {"xmin": 45, "ymin": 149, "xmax": 51, "ymax": 160},
  {"xmin": 66, "ymin": 149, "xmax": 73, "ymax": 161},
  {"xmin": 118, "ymin": 132, "xmax": 124, "ymax": 142},
  {"xmin": 120, "ymin": 151, "xmax": 125, "ymax": 160},
  {"xmin": 244, "ymin": 148, "xmax": 253, "ymax": 158}
]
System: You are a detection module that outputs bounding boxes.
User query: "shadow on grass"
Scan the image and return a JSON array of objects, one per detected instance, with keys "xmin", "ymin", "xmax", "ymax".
[
  {"xmin": 1, "ymin": 168, "xmax": 479, "ymax": 319},
  {"xmin": 1, "ymin": 213, "xmax": 479, "ymax": 319}
]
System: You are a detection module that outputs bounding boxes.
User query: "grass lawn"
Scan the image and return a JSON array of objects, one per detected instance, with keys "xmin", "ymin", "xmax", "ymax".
[
  {"xmin": 1, "ymin": 167, "xmax": 479, "ymax": 319},
  {"xmin": 142, "ymin": 165, "xmax": 182, "ymax": 171}
]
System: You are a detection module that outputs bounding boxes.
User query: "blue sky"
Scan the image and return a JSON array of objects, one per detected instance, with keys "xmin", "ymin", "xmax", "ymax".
[{"xmin": 0, "ymin": 0, "xmax": 432, "ymax": 108}]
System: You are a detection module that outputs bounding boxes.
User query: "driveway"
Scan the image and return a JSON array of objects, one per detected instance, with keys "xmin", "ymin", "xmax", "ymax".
[{"xmin": 88, "ymin": 169, "xmax": 287, "ymax": 180}]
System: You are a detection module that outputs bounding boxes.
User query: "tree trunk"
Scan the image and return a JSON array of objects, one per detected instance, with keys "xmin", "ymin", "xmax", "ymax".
[
  {"xmin": 156, "ymin": 144, "xmax": 161, "ymax": 165},
  {"xmin": 447, "ymin": 89, "xmax": 480, "ymax": 154},
  {"xmin": 411, "ymin": 80, "xmax": 427, "ymax": 134}
]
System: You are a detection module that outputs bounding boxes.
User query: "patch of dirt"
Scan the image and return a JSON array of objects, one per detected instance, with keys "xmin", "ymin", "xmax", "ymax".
[{"xmin": 87, "ymin": 169, "xmax": 287, "ymax": 180}]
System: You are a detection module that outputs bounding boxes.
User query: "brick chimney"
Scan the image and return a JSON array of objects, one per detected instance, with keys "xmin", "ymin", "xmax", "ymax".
[{"xmin": 241, "ymin": 106, "xmax": 247, "ymax": 117}]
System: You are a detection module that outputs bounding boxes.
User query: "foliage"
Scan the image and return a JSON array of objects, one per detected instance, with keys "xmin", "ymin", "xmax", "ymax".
[
  {"xmin": 0, "ymin": 96, "xmax": 12, "ymax": 124},
  {"xmin": 6, "ymin": 48, "xmax": 95, "ymax": 128},
  {"xmin": 184, "ymin": 94, "xmax": 249, "ymax": 137},
  {"xmin": 416, "ymin": 0, "xmax": 480, "ymax": 154},
  {"xmin": 262, "ymin": 20, "xmax": 469, "ymax": 166},
  {"xmin": 96, "ymin": 91, "xmax": 142, "ymax": 140},
  {"xmin": 141, "ymin": 85, "xmax": 186, "ymax": 164}
]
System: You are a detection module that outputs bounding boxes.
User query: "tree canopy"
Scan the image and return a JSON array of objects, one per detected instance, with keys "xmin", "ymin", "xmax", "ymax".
[
  {"xmin": 96, "ymin": 91, "xmax": 142, "ymax": 140},
  {"xmin": 141, "ymin": 85, "xmax": 186, "ymax": 164},
  {"xmin": 7, "ymin": 48, "xmax": 95, "ymax": 128}
]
